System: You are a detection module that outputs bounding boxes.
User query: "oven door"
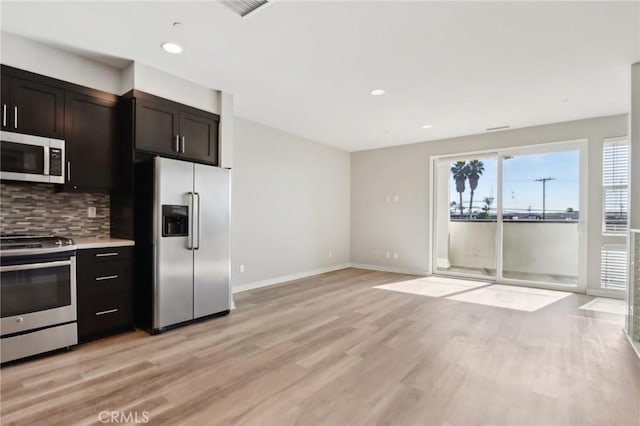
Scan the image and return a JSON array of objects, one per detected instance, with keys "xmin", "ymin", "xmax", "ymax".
[{"xmin": 0, "ymin": 256, "xmax": 76, "ymax": 336}]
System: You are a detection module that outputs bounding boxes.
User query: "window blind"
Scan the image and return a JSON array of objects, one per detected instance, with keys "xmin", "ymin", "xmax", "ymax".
[
  {"xmin": 602, "ymin": 139, "xmax": 629, "ymax": 234},
  {"xmin": 600, "ymin": 245, "xmax": 627, "ymax": 291}
]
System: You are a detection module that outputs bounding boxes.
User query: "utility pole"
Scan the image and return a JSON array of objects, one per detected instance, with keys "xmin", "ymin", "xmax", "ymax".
[{"xmin": 534, "ymin": 177, "xmax": 555, "ymax": 219}]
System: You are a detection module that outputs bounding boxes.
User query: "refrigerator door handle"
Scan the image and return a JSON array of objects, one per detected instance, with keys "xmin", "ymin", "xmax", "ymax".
[
  {"xmin": 194, "ymin": 192, "xmax": 201, "ymax": 250},
  {"xmin": 187, "ymin": 191, "xmax": 194, "ymax": 250}
]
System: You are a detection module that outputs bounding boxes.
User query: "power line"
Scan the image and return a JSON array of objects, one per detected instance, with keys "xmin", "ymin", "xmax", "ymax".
[{"xmin": 534, "ymin": 177, "xmax": 555, "ymax": 219}]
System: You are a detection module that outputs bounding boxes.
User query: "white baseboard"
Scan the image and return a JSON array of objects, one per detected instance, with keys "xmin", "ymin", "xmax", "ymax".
[
  {"xmin": 349, "ymin": 263, "xmax": 429, "ymax": 276},
  {"xmin": 232, "ymin": 263, "xmax": 351, "ymax": 294},
  {"xmin": 586, "ymin": 288, "xmax": 625, "ymax": 299}
]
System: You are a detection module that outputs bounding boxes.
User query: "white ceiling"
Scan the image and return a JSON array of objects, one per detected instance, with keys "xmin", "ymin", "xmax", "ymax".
[{"xmin": 1, "ymin": 1, "xmax": 639, "ymax": 151}]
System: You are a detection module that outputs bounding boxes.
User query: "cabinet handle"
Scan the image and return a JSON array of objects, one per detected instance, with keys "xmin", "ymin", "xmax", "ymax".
[
  {"xmin": 95, "ymin": 275, "xmax": 118, "ymax": 281},
  {"xmin": 181, "ymin": 136, "xmax": 185, "ymax": 153},
  {"xmin": 175, "ymin": 135, "xmax": 180, "ymax": 152},
  {"xmin": 95, "ymin": 308, "xmax": 118, "ymax": 316},
  {"xmin": 96, "ymin": 252, "xmax": 118, "ymax": 257},
  {"xmin": 2, "ymin": 104, "xmax": 6, "ymax": 127},
  {"xmin": 67, "ymin": 161, "xmax": 71, "ymax": 181},
  {"xmin": 14, "ymin": 106, "xmax": 17, "ymax": 128}
]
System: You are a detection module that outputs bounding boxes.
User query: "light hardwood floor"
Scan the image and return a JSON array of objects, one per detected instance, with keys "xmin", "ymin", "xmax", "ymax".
[{"xmin": 1, "ymin": 268, "xmax": 639, "ymax": 426}]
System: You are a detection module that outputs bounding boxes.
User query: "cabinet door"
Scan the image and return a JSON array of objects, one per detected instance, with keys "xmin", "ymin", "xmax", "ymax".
[
  {"xmin": 179, "ymin": 111, "xmax": 219, "ymax": 165},
  {"xmin": 10, "ymin": 76, "xmax": 64, "ymax": 138},
  {"xmin": 1, "ymin": 76, "xmax": 11, "ymax": 131},
  {"xmin": 64, "ymin": 92, "xmax": 118, "ymax": 190},
  {"xmin": 135, "ymin": 98, "xmax": 180, "ymax": 156}
]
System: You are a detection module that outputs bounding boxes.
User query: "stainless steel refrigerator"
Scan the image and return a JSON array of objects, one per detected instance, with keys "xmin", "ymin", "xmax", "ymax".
[{"xmin": 134, "ymin": 157, "xmax": 231, "ymax": 334}]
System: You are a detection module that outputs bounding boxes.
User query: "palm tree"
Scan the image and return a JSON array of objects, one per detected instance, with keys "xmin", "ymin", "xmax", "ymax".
[
  {"xmin": 466, "ymin": 160, "xmax": 485, "ymax": 218},
  {"xmin": 450, "ymin": 161, "xmax": 469, "ymax": 217}
]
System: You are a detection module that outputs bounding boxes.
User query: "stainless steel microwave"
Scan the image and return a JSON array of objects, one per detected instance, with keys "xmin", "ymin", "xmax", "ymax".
[{"xmin": 0, "ymin": 131, "xmax": 65, "ymax": 184}]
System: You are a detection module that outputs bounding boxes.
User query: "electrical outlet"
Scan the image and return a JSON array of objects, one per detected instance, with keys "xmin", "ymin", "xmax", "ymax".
[
  {"xmin": 393, "ymin": 195, "xmax": 399, "ymax": 202},
  {"xmin": 385, "ymin": 252, "xmax": 391, "ymax": 259},
  {"xmin": 239, "ymin": 264, "xmax": 245, "ymax": 273},
  {"xmin": 87, "ymin": 207, "xmax": 97, "ymax": 218},
  {"xmin": 374, "ymin": 250, "xmax": 380, "ymax": 258},
  {"xmin": 328, "ymin": 251, "xmax": 333, "ymax": 259},
  {"xmin": 385, "ymin": 195, "xmax": 391, "ymax": 203},
  {"xmin": 393, "ymin": 252, "xmax": 398, "ymax": 259}
]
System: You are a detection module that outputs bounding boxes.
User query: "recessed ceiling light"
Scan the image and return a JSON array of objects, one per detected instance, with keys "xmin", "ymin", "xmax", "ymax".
[
  {"xmin": 370, "ymin": 89, "xmax": 385, "ymax": 96},
  {"xmin": 421, "ymin": 124, "xmax": 433, "ymax": 129},
  {"xmin": 560, "ymin": 99, "xmax": 569, "ymax": 103},
  {"xmin": 161, "ymin": 42, "xmax": 183, "ymax": 54}
]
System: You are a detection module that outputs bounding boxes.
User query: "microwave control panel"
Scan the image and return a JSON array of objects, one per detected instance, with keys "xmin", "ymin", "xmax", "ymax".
[{"xmin": 49, "ymin": 148, "xmax": 62, "ymax": 176}]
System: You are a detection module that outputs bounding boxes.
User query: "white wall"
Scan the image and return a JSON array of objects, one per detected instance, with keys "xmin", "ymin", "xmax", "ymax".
[
  {"xmin": 1, "ymin": 33, "xmax": 223, "ymax": 115},
  {"xmin": 1, "ymin": 31, "xmax": 123, "ymax": 94},
  {"xmin": 630, "ymin": 63, "xmax": 640, "ymax": 231},
  {"xmin": 128, "ymin": 62, "xmax": 221, "ymax": 114},
  {"xmin": 231, "ymin": 118, "xmax": 351, "ymax": 291},
  {"xmin": 351, "ymin": 114, "xmax": 628, "ymax": 293}
]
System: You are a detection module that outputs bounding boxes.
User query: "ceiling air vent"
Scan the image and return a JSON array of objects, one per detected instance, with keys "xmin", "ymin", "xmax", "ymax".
[
  {"xmin": 219, "ymin": 0, "xmax": 269, "ymax": 17},
  {"xmin": 485, "ymin": 125, "xmax": 510, "ymax": 132}
]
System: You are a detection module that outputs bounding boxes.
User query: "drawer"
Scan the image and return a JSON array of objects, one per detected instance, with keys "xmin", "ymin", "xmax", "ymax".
[
  {"xmin": 79, "ymin": 261, "xmax": 131, "ymax": 297},
  {"xmin": 78, "ymin": 292, "xmax": 132, "ymax": 341},
  {"xmin": 79, "ymin": 246, "xmax": 133, "ymax": 263}
]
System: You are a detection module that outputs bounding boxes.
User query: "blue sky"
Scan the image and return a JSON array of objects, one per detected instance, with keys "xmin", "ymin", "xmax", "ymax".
[{"xmin": 449, "ymin": 150, "xmax": 580, "ymax": 213}]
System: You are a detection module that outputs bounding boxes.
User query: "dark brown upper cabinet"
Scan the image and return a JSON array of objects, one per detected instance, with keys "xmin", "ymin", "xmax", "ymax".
[
  {"xmin": 129, "ymin": 91, "xmax": 219, "ymax": 165},
  {"xmin": 134, "ymin": 98, "xmax": 180, "ymax": 157},
  {"xmin": 1, "ymin": 74, "xmax": 65, "ymax": 139},
  {"xmin": 1, "ymin": 65, "xmax": 122, "ymax": 192},
  {"xmin": 179, "ymin": 111, "xmax": 218, "ymax": 165},
  {"xmin": 64, "ymin": 91, "xmax": 119, "ymax": 191}
]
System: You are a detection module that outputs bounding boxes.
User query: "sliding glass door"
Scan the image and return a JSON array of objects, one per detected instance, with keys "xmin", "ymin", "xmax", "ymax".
[
  {"xmin": 500, "ymin": 148, "xmax": 582, "ymax": 286},
  {"xmin": 434, "ymin": 154, "xmax": 498, "ymax": 280},
  {"xmin": 432, "ymin": 140, "xmax": 586, "ymax": 291}
]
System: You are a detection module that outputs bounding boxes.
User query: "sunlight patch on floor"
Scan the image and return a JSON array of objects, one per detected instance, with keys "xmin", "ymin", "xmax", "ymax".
[
  {"xmin": 446, "ymin": 284, "xmax": 572, "ymax": 312},
  {"xmin": 579, "ymin": 297, "xmax": 626, "ymax": 315},
  {"xmin": 374, "ymin": 276, "xmax": 487, "ymax": 297}
]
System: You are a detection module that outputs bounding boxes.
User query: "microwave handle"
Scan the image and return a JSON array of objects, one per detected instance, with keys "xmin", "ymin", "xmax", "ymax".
[{"xmin": 43, "ymin": 146, "xmax": 50, "ymax": 176}]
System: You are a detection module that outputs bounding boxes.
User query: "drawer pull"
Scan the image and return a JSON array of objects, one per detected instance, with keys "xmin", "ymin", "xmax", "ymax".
[
  {"xmin": 96, "ymin": 275, "xmax": 118, "ymax": 281},
  {"xmin": 95, "ymin": 309, "xmax": 118, "ymax": 316},
  {"xmin": 96, "ymin": 252, "xmax": 118, "ymax": 257}
]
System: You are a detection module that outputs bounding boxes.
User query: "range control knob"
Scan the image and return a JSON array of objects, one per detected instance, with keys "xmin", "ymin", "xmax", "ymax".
[{"xmin": 16, "ymin": 317, "xmax": 24, "ymax": 323}]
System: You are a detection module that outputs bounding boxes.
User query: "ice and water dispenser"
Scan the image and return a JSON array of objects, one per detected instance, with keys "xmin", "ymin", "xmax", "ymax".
[{"xmin": 162, "ymin": 205, "xmax": 188, "ymax": 237}]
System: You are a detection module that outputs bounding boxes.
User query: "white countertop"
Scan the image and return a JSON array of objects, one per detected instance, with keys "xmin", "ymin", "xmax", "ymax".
[{"xmin": 73, "ymin": 237, "xmax": 135, "ymax": 249}]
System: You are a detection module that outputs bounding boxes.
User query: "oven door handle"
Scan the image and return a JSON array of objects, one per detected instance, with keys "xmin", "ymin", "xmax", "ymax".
[
  {"xmin": 0, "ymin": 260, "xmax": 71, "ymax": 272},
  {"xmin": 43, "ymin": 146, "xmax": 50, "ymax": 176}
]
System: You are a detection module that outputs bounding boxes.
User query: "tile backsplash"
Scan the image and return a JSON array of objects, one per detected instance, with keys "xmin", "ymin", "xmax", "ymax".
[{"xmin": 0, "ymin": 182, "xmax": 110, "ymax": 237}]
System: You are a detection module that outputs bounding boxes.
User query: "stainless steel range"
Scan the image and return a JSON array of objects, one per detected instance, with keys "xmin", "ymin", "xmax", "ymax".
[{"xmin": 0, "ymin": 235, "xmax": 77, "ymax": 363}]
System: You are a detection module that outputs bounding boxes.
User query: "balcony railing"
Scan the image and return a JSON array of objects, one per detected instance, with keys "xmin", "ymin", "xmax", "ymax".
[{"xmin": 445, "ymin": 221, "xmax": 578, "ymax": 282}]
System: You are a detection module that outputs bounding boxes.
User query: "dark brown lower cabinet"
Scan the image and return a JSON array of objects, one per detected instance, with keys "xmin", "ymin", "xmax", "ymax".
[{"xmin": 77, "ymin": 246, "xmax": 134, "ymax": 342}]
